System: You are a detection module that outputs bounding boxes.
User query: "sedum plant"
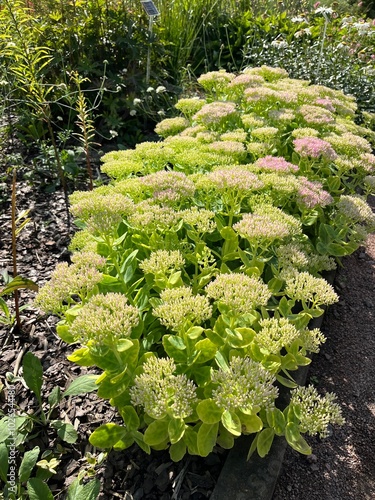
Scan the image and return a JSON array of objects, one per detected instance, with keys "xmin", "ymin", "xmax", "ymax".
[{"xmin": 35, "ymin": 66, "xmax": 375, "ymax": 462}]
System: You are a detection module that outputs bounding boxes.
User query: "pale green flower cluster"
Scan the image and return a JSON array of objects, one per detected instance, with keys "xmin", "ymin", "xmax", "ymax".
[
  {"xmin": 326, "ymin": 132, "xmax": 372, "ymax": 157},
  {"xmin": 69, "ymin": 293, "xmax": 139, "ymax": 347},
  {"xmin": 141, "ymin": 171, "xmax": 196, "ymax": 202},
  {"xmin": 175, "ymin": 97, "xmax": 206, "ymax": 117},
  {"xmin": 153, "ymin": 287, "xmax": 212, "ymax": 331},
  {"xmin": 220, "ymin": 129, "xmax": 248, "ymax": 142},
  {"xmin": 244, "ymin": 65, "xmax": 288, "ymax": 82},
  {"xmin": 256, "ymin": 318, "xmax": 301, "ymax": 354},
  {"xmin": 34, "ymin": 253, "xmax": 106, "ymax": 314},
  {"xmin": 336, "ymin": 195, "xmax": 375, "ymax": 227},
  {"xmin": 276, "ymin": 243, "xmax": 336, "ymax": 275},
  {"xmin": 298, "ymin": 327, "xmax": 326, "ymax": 353},
  {"xmin": 100, "ymin": 149, "xmax": 146, "ymax": 179},
  {"xmin": 193, "ymin": 101, "xmax": 238, "ymax": 129},
  {"xmin": 68, "ymin": 230, "xmax": 97, "ymax": 252},
  {"xmin": 233, "ymin": 205, "xmax": 301, "ymax": 243},
  {"xmin": 211, "ymin": 356, "xmax": 278, "ymax": 413},
  {"xmin": 205, "ymin": 273, "xmax": 271, "ymax": 315},
  {"xmin": 290, "ymin": 385, "xmax": 345, "ymax": 438},
  {"xmin": 197, "ymin": 69, "xmax": 235, "ymax": 94},
  {"xmin": 130, "ymin": 357, "xmax": 197, "ymax": 419},
  {"xmin": 208, "ymin": 168, "xmax": 263, "ymax": 193},
  {"xmin": 155, "ymin": 117, "xmax": 189, "ymax": 138},
  {"xmin": 251, "ymin": 126, "xmax": 279, "ymax": 142},
  {"xmin": 291, "ymin": 127, "xmax": 320, "ymax": 138},
  {"xmin": 364, "ymin": 175, "xmax": 375, "ymax": 192},
  {"xmin": 241, "ymin": 114, "xmax": 265, "ymax": 129},
  {"xmin": 70, "ymin": 192, "xmax": 134, "ymax": 235},
  {"xmin": 284, "ymin": 271, "xmax": 339, "ymax": 308},
  {"xmin": 140, "ymin": 250, "xmax": 185, "ymax": 276},
  {"xmin": 128, "ymin": 201, "xmax": 180, "ymax": 232},
  {"xmin": 180, "ymin": 207, "xmax": 216, "ymax": 233}
]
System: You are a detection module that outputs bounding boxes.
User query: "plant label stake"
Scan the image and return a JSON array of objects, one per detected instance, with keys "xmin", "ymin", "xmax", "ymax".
[{"xmin": 140, "ymin": 1, "xmax": 160, "ymax": 84}]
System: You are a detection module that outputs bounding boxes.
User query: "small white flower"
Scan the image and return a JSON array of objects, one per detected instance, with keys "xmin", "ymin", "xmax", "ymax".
[
  {"xmin": 156, "ymin": 85, "xmax": 167, "ymax": 94},
  {"xmin": 146, "ymin": 86, "xmax": 154, "ymax": 92},
  {"xmin": 315, "ymin": 6, "xmax": 333, "ymax": 15},
  {"xmin": 133, "ymin": 98, "xmax": 142, "ymax": 105},
  {"xmin": 291, "ymin": 16, "xmax": 306, "ymax": 23},
  {"xmin": 130, "ymin": 109, "xmax": 137, "ymax": 116},
  {"xmin": 157, "ymin": 110, "xmax": 166, "ymax": 116},
  {"xmin": 109, "ymin": 130, "xmax": 118, "ymax": 138}
]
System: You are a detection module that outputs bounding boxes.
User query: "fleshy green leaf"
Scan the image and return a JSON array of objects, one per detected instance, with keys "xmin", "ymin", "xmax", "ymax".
[
  {"xmin": 67, "ymin": 348, "xmax": 95, "ymax": 367},
  {"xmin": 144, "ymin": 419, "xmax": 170, "ymax": 446},
  {"xmin": 170, "ymin": 439, "xmax": 186, "ymax": 462},
  {"xmin": 119, "ymin": 406, "xmax": 140, "ymax": 431},
  {"xmin": 257, "ymin": 428, "xmax": 275, "ymax": 458},
  {"xmin": 51, "ymin": 421, "xmax": 78, "ymax": 444},
  {"xmin": 197, "ymin": 422, "xmax": 219, "ymax": 457},
  {"xmin": 67, "ymin": 478, "xmax": 101, "ymax": 500},
  {"xmin": 221, "ymin": 410, "xmax": 241, "ymax": 436},
  {"xmin": 239, "ymin": 412, "xmax": 263, "ymax": 434},
  {"xmin": 168, "ymin": 417, "xmax": 186, "ymax": 444},
  {"xmin": 196, "ymin": 399, "xmax": 223, "ymax": 424},
  {"xmin": 89, "ymin": 423, "xmax": 127, "ymax": 448},
  {"xmin": 285, "ymin": 422, "xmax": 312, "ymax": 455}
]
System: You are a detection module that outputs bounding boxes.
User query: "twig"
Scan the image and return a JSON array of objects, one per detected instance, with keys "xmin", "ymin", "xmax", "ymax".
[
  {"xmin": 171, "ymin": 456, "xmax": 191, "ymax": 500},
  {"xmin": 13, "ymin": 343, "xmax": 29, "ymax": 376}
]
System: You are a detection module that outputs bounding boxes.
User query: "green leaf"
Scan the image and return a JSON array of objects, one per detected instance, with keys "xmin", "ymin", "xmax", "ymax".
[
  {"xmin": 168, "ymin": 336, "xmax": 186, "ymax": 350},
  {"xmin": 239, "ymin": 412, "xmax": 263, "ymax": 434},
  {"xmin": 162, "ymin": 336, "xmax": 187, "ymax": 363},
  {"xmin": 67, "ymin": 348, "xmax": 95, "ymax": 366},
  {"xmin": 132, "ymin": 431, "xmax": 151, "ymax": 454},
  {"xmin": 62, "ymin": 374, "xmax": 99, "ymax": 398},
  {"xmin": 116, "ymin": 339, "xmax": 133, "ymax": 352},
  {"xmin": 196, "ymin": 399, "xmax": 223, "ymax": 424},
  {"xmin": 113, "ymin": 433, "xmax": 134, "ymax": 451},
  {"xmin": 56, "ymin": 323, "xmax": 75, "ymax": 344},
  {"xmin": 48, "ymin": 386, "xmax": 62, "ymax": 409},
  {"xmin": 19, "ymin": 446, "xmax": 40, "ymax": 483},
  {"xmin": 119, "ymin": 406, "xmax": 140, "ymax": 431},
  {"xmin": 51, "ymin": 421, "xmax": 78, "ymax": 444},
  {"xmin": 247, "ymin": 434, "xmax": 259, "ymax": 461},
  {"xmin": 144, "ymin": 419, "xmax": 170, "ymax": 446},
  {"xmin": 276, "ymin": 374, "xmax": 298, "ymax": 388},
  {"xmin": 221, "ymin": 410, "xmax": 242, "ymax": 436},
  {"xmin": 285, "ymin": 422, "xmax": 312, "ymax": 455},
  {"xmin": 267, "ymin": 408, "xmax": 286, "ymax": 435},
  {"xmin": 257, "ymin": 428, "xmax": 275, "ymax": 458},
  {"xmin": 170, "ymin": 440, "xmax": 186, "ymax": 462},
  {"xmin": 197, "ymin": 422, "xmax": 219, "ymax": 457},
  {"xmin": 0, "ymin": 443, "xmax": 8, "ymax": 482},
  {"xmin": 67, "ymin": 478, "xmax": 101, "ymax": 500},
  {"xmin": 22, "ymin": 352, "xmax": 43, "ymax": 404},
  {"xmin": 186, "ymin": 326, "xmax": 204, "ymax": 340},
  {"xmin": 184, "ymin": 427, "xmax": 198, "ymax": 455},
  {"xmin": 168, "ymin": 417, "xmax": 186, "ymax": 444},
  {"xmin": 194, "ymin": 338, "xmax": 217, "ymax": 363},
  {"xmin": 0, "ymin": 276, "xmax": 38, "ymax": 296},
  {"xmin": 27, "ymin": 477, "xmax": 54, "ymax": 500},
  {"xmin": 216, "ymin": 425, "xmax": 235, "ymax": 449},
  {"xmin": 89, "ymin": 423, "xmax": 127, "ymax": 448}
]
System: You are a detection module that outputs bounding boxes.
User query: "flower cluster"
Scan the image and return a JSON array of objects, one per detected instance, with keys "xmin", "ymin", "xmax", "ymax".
[
  {"xmin": 211, "ymin": 356, "xmax": 278, "ymax": 413},
  {"xmin": 34, "ymin": 253, "xmax": 105, "ymax": 314},
  {"xmin": 255, "ymin": 156, "xmax": 299, "ymax": 173},
  {"xmin": 193, "ymin": 101, "xmax": 237, "ymax": 128},
  {"xmin": 297, "ymin": 177, "xmax": 333, "ymax": 209},
  {"xmin": 180, "ymin": 207, "xmax": 216, "ymax": 233},
  {"xmin": 256, "ymin": 318, "xmax": 300, "ymax": 354},
  {"xmin": 293, "ymin": 137, "xmax": 338, "ymax": 161},
  {"xmin": 155, "ymin": 117, "xmax": 189, "ymax": 138},
  {"xmin": 205, "ymin": 273, "xmax": 271, "ymax": 315},
  {"xmin": 140, "ymin": 171, "xmax": 196, "ymax": 202},
  {"xmin": 284, "ymin": 271, "xmax": 339, "ymax": 308},
  {"xmin": 130, "ymin": 357, "xmax": 197, "ymax": 419},
  {"xmin": 298, "ymin": 104, "xmax": 335, "ymax": 126},
  {"xmin": 69, "ymin": 293, "xmax": 139, "ymax": 347},
  {"xmin": 175, "ymin": 97, "xmax": 206, "ymax": 117},
  {"xmin": 298, "ymin": 327, "xmax": 326, "ymax": 353},
  {"xmin": 128, "ymin": 201, "xmax": 180, "ymax": 232},
  {"xmin": 153, "ymin": 287, "xmax": 212, "ymax": 331},
  {"xmin": 336, "ymin": 195, "xmax": 375, "ymax": 228},
  {"xmin": 233, "ymin": 205, "xmax": 301, "ymax": 243},
  {"xmin": 208, "ymin": 168, "xmax": 263, "ymax": 192},
  {"xmin": 140, "ymin": 250, "xmax": 185, "ymax": 276},
  {"xmin": 290, "ymin": 385, "xmax": 345, "ymax": 438}
]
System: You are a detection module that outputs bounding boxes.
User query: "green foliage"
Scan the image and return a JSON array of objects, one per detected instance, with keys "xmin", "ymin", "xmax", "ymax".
[{"xmin": 34, "ymin": 67, "xmax": 372, "ymax": 464}]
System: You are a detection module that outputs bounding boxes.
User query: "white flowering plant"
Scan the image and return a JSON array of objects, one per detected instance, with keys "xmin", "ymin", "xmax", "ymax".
[{"xmin": 35, "ymin": 66, "xmax": 375, "ymax": 461}]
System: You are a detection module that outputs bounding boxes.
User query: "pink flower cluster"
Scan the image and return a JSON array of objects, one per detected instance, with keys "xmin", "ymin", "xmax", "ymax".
[
  {"xmin": 208, "ymin": 168, "xmax": 263, "ymax": 191},
  {"xmin": 255, "ymin": 156, "xmax": 299, "ymax": 173},
  {"xmin": 193, "ymin": 102, "xmax": 237, "ymax": 127},
  {"xmin": 299, "ymin": 105, "xmax": 335, "ymax": 126},
  {"xmin": 315, "ymin": 98, "xmax": 336, "ymax": 113},
  {"xmin": 293, "ymin": 137, "xmax": 338, "ymax": 161},
  {"xmin": 297, "ymin": 177, "xmax": 333, "ymax": 209}
]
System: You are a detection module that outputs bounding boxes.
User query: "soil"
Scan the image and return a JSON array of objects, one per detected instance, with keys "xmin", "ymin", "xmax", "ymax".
[{"xmin": 0, "ymin": 174, "xmax": 374, "ymax": 499}]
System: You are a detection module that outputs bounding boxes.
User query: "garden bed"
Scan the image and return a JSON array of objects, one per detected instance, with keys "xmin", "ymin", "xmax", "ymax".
[{"xmin": 0, "ymin": 181, "xmax": 374, "ymax": 499}]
